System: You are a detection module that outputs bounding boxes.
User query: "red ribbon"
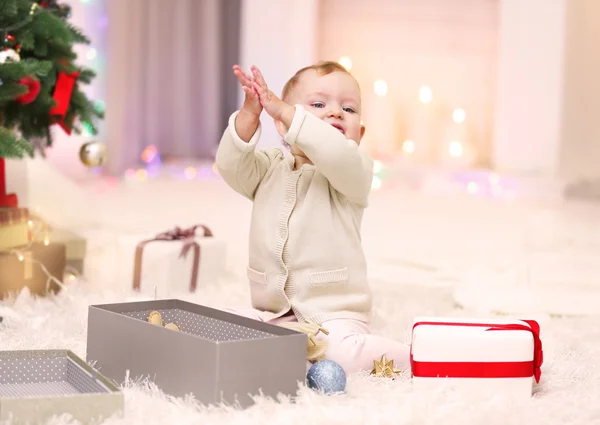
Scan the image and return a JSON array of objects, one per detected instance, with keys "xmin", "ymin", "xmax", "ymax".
[
  {"xmin": 49, "ymin": 70, "xmax": 80, "ymax": 135},
  {"xmin": 0, "ymin": 157, "xmax": 18, "ymax": 208},
  {"xmin": 132, "ymin": 225, "xmax": 213, "ymax": 293},
  {"xmin": 410, "ymin": 320, "xmax": 543, "ymax": 383}
]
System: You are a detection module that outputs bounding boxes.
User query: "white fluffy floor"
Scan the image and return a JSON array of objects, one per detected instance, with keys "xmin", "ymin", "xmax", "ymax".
[{"xmin": 2, "ymin": 163, "xmax": 600, "ymax": 424}]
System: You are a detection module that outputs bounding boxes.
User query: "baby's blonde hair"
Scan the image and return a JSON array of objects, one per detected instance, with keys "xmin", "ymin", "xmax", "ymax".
[{"xmin": 281, "ymin": 61, "xmax": 353, "ymax": 102}]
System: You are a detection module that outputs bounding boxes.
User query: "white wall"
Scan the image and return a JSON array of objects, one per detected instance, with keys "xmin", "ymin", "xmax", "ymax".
[
  {"xmin": 557, "ymin": 0, "xmax": 600, "ymax": 180},
  {"xmin": 239, "ymin": 0, "xmax": 319, "ymax": 150},
  {"xmin": 493, "ymin": 0, "xmax": 567, "ymax": 175},
  {"xmin": 493, "ymin": 0, "xmax": 600, "ymax": 178},
  {"xmin": 317, "ymin": 0, "xmax": 498, "ymax": 165}
]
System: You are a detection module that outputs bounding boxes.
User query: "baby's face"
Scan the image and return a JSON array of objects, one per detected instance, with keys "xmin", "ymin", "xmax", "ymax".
[{"xmin": 289, "ymin": 70, "xmax": 364, "ymax": 143}]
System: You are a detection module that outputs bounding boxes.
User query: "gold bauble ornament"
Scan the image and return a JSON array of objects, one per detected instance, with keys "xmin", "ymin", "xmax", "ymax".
[
  {"xmin": 79, "ymin": 141, "xmax": 107, "ymax": 167},
  {"xmin": 147, "ymin": 311, "xmax": 163, "ymax": 326},
  {"xmin": 164, "ymin": 323, "xmax": 180, "ymax": 331}
]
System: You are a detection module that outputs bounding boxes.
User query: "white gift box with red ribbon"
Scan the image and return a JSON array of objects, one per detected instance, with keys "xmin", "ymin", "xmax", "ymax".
[
  {"xmin": 114, "ymin": 225, "xmax": 227, "ymax": 299},
  {"xmin": 410, "ymin": 317, "xmax": 543, "ymax": 399}
]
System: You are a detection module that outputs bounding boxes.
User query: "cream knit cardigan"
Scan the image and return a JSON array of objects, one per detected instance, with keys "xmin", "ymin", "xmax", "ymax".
[{"xmin": 215, "ymin": 105, "xmax": 374, "ymax": 324}]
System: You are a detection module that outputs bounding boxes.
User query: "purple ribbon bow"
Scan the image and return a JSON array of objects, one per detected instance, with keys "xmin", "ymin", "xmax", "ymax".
[{"xmin": 133, "ymin": 225, "xmax": 213, "ymax": 293}]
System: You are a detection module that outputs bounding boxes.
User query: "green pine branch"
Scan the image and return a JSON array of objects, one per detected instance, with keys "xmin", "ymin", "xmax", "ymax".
[
  {"xmin": 76, "ymin": 68, "xmax": 95, "ymax": 85},
  {"xmin": 0, "ymin": 0, "xmax": 19, "ymax": 25},
  {"xmin": 65, "ymin": 22, "xmax": 90, "ymax": 44},
  {"xmin": 0, "ymin": 84, "xmax": 28, "ymax": 103},
  {"xmin": 0, "ymin": 127, "xmax": 34, "ymax": 159}
]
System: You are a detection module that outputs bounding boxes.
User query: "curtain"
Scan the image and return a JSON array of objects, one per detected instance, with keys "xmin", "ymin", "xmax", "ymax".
[{"xmin": 104, "ymin": 0, "xmax": 241, "ymax": 175}]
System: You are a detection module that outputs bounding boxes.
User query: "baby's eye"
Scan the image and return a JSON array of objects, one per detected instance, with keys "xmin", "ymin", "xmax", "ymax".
[
  {"xmin": 311, "ymin": 102, "xmax": 325, "ymax": 108},
  {"xmin": 343, "ymin": 107, "xmax": 356, "ymax": 113}
]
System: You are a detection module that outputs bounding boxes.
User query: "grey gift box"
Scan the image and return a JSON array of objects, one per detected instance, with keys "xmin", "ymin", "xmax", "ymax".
[
  {"xmin": 0, "ymin": 350, "xmax": 124, "ymax": 425},
  {"xmin": 86, "ymin": 299, "xmax": 307, "ymax": 408}
]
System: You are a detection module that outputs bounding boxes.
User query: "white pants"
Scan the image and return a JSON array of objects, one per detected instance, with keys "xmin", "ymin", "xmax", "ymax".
[{"xmin": 224, "ymin": 307, "xmax": 411, "ymax": 374}]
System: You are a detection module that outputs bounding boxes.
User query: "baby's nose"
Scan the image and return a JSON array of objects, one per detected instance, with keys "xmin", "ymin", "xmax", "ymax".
[{"xmin": 328, "ymin": 107, "xmax": 343, "ymax": 118}]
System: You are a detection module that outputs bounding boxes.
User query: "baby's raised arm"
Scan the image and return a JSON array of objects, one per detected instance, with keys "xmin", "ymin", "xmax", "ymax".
[
  {"xmin": 215, "ymin": 65, "xmax": 282, "ymax": 201},
  {"xmin": 283, "ymin": 106, "xmax": 373, "ymax": 206}
]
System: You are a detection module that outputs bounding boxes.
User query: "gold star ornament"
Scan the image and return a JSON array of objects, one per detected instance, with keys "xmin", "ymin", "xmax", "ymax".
[{"xmin": 371, "ymin": 355, "xmax": 401, "ymax": 378}]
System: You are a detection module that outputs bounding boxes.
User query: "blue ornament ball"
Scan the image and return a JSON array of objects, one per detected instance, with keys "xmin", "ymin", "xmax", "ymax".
[{"xmin": 306, "ymin": 360, "xmax": 347, "ymax": 394}]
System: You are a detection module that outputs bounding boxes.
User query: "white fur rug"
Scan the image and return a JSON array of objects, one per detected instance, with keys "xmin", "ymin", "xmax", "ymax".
[
  {"xmin": 2, "ymin": 166, "xmax": 600, "ymax": 424},
  {"xmin": 1, "ymin": 276, "xmax": 599, "ymax": 425}
]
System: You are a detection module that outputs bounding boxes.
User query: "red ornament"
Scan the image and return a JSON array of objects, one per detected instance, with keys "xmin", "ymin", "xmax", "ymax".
[
  {"xmin": 50, "ymin": 70, "xmax": 80, "ymax": 134},
  {"xmin": 6, "ymin": 34, "xmax": 15, "ymax": 42},
  {"xmin": 15, "ymin": 76, "xmax": 41, "ymax": 104}
]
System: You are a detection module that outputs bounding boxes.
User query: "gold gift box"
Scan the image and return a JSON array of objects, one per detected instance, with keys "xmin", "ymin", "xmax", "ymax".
[
  {"xmin": 0, "ymin": 242, "xmax": 66, "ymax": 299},
  {"xmin": 0, "ymin": 208, "xmax": 30, "ymax": 251}
]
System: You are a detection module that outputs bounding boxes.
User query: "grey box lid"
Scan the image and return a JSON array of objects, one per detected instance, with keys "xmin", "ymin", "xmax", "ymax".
[{"xmin": 0, "ymin": 349, "xmax": 124, "ymax": 425}]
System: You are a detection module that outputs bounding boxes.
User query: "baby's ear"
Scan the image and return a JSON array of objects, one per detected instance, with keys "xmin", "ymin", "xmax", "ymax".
[
  {"xmin": 359, "ymin": 124, "xmax": 366, "ymax": 142},
  {"xmin": 275, "ymin": 120, "xmax": 287, "ymax": 138}
]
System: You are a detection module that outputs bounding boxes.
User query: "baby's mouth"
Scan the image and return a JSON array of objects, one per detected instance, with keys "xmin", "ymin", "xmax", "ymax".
[{"xmin": 330, "ymin": 123, "xmax": 345, "ymax": 134}]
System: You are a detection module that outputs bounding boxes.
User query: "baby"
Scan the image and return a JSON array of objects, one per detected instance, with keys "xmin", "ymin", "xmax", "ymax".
[{"xmin": 215, "ymin": 61, "xmax": 410, "ymax": 374}]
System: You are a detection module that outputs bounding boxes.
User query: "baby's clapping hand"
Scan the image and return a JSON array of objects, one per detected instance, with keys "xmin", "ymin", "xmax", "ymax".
[
  {"xmin": 250, "ymin": 66, "xmax": 294, "ymax": 125},
  {"xmin": 233, "ymin": 65, "xmax": 262, "ymax": 118}
]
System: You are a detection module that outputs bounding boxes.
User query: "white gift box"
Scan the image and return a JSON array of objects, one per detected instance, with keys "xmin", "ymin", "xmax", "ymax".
[
  {"xmin": 115, "ymin": 225, "xmax": 227, "ymax": 298},
  {"xmin": 410, "ymin": 317, "xmax": 543, "ymax": 399}
]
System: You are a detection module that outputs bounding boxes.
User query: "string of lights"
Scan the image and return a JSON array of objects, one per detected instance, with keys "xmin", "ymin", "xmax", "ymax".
[{"xmin": 0, "ymin": 213, "xmax": 82, "ymax": 299}]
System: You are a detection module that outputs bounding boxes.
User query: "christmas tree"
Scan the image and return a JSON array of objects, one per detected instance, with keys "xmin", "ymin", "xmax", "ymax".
[
  {"xmin": 0, "ymin": 0, "xmax": 103, "ymax": 206},
  {"xmin": 0, "ymin": 0, "xmax": 103, "ymax": 157}
]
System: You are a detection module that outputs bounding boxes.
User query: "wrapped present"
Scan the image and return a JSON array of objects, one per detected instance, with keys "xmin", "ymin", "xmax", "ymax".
[
  {"xmin": 0, "ymin": 242, "xmax": 67, "ymax": 299},
  {"xmin": 410, "ymin": 317, "xmax": 543, "ymax": 399},
  {"xmin": 115, "ymin": 225, "xmax": 227, "ymax": 298},
  {"xmin": 0, "ymin": 207, "xmax": 31, "ymax": 250},
  {"xmin": 34, "ymin": 227, "xmax": 87, "ymax": 274}
]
